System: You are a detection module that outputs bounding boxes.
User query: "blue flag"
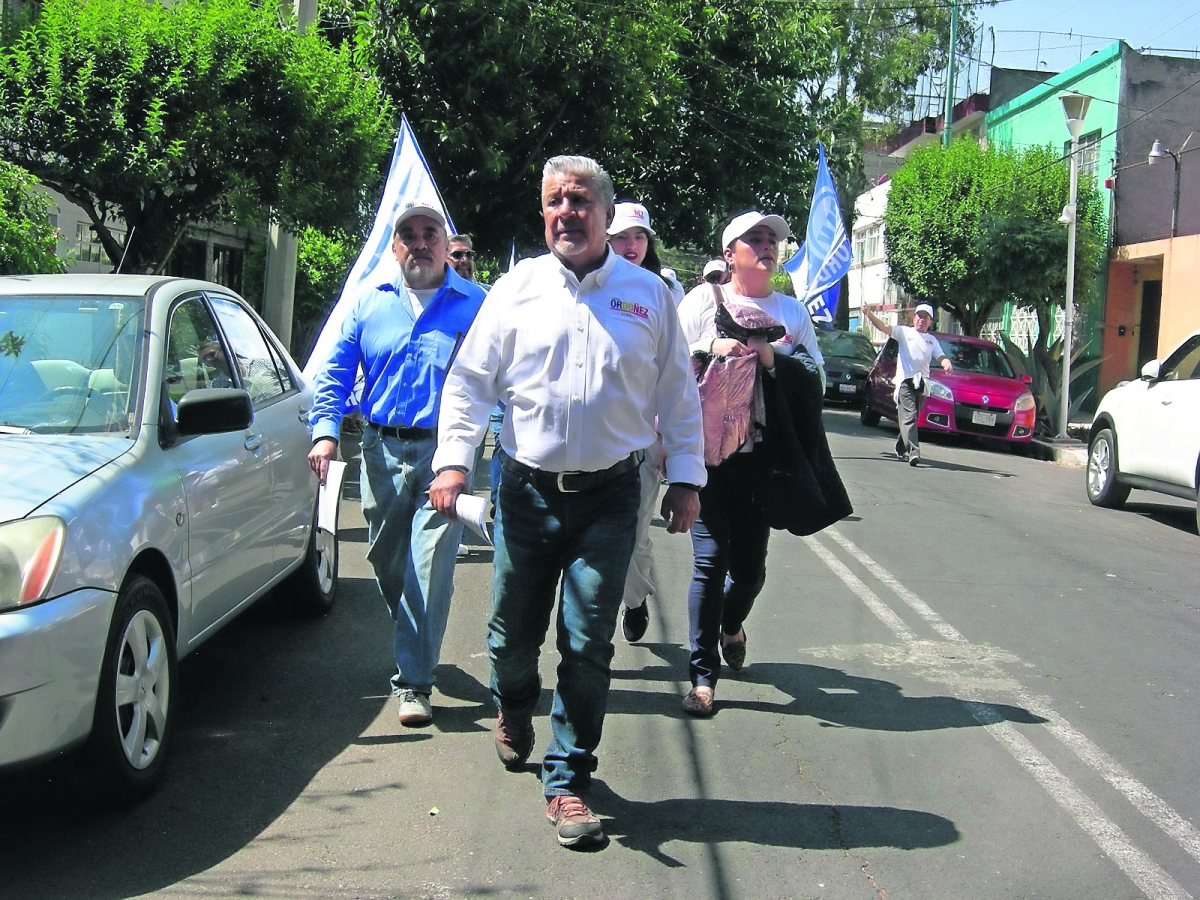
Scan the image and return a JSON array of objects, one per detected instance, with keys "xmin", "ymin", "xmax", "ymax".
[
  {"xmin": 782, "ymin": 142, "xmax": 851, "ymax": 326},
  {"xmin": 303, "ymin": 114, "xmax": 455, "ymax": 380}
]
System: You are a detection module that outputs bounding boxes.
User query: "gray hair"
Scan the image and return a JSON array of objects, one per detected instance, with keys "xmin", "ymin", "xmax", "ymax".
[
  {"xmin": 448, "ymin": 234, "xmax": 473, "ymax": 247},
  {"xmin": 542, "ymin": 156, "xmax": 615, "ymax": 208}
]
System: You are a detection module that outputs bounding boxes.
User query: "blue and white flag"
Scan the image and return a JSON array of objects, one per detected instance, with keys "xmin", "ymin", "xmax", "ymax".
[
  {"xmin": 782, "ymin": 142, "xmax": 851, "ymax": 326},
  {"xmin": 303, "ymin": 114, "xmax": 455, "ymax": 380}
]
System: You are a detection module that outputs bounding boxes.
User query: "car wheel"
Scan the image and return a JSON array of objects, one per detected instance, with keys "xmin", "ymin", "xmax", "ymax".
[
  {"xmin": 1086, "ymin": 427, "xmax": 1131, "ymax": 508},
  {"xmin": 282, "ymin": 513, "xmax": 339, "ymax": 617},
  {"xmin": 860, "ymin": 404, "xmax": 881, "ymax": 427},
  {"xmin": 84, "ymin": 574, "xmax": 177, "ymax": 805}
]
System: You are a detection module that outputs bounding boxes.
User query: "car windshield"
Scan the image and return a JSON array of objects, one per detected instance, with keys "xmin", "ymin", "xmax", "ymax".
[
  {"xmin": 817, "ymin": 331, "xmax": 877, "ymax": 362},
  {"xmin": 941, "ymin": 338, "xmax": 1016, "ymax": 378},
  {"xmin": 0, "ymin": 294, "xmax": 145, "ymax": 435}
]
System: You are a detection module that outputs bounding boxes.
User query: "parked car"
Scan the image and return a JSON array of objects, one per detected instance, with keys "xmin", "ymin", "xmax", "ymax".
[
  {"xmin": 860, "ymin": 332, "xmax": 1037, "ymax": 445},
  {"xmin": 816, "ymin": 327, "xmax": 877, "ymax": 407},
  {"xmin": 0, "ymin": 274, "xmax": 337, "ymax": 803},
  {"xmin": 1085, "ymin": 329, "xmax": 1200, "ymax": 531}
]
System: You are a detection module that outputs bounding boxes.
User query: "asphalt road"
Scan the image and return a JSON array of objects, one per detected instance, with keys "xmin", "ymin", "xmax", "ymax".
[{"xmin": 3, "ymin": 408, "xmax": 1199, "ymax": 900}]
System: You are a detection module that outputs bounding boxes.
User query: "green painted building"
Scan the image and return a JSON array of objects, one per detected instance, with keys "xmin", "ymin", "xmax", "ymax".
[{"xmin": 983, "ymin": 42, "xmax": 1122, "ymax": 408}]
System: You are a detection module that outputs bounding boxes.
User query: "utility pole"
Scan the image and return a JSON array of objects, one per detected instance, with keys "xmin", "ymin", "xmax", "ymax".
[
  {"xmin": 262, "ymin": 0, "xmax": 316, "ymax": 352},
  {"xmin": 942, "ymin": 0, "xmax": 959, "ymax": 148}
]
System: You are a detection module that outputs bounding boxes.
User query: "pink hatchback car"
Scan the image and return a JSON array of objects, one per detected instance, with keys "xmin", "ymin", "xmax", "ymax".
[{"xmin": 860, "ymin": 332, "xmax": 1037, "ymax": 445}]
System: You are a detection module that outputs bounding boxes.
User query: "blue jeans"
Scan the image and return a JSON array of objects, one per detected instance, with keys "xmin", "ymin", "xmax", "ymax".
[
  {"xmin": 687, "ymin": 451, "xmax": 771, "ymax": 689},
  {"xmin": 488, "ymin": 454, "xmax": 640, "ymax": 797},
  {"xmin": 359, "ymin": 426, "xmax": 464, "ymax": 695}
]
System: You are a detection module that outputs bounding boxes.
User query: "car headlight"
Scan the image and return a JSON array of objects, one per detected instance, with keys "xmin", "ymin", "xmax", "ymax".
[
  {"xmin": 1014, "ymin": 391, "xmax": 1036, "ymax": 412},
  {"xmin": 928, "ymin": 379, "xmax": 954, "ymax": 402},
  {"xmin": 0, "ymin": 517, "xmax": 66, "ymax": 612}
]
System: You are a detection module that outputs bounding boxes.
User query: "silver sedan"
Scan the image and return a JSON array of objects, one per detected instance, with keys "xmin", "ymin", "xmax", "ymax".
[{"xmin": 0, "ymin": 274, "xmax": 337, "ymax": 803}]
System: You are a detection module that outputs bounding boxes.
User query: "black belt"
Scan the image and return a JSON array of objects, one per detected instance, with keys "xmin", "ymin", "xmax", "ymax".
[
  {"xmin": 500, "ymin": 451, "xmax": 641, "ymax": 493},
  {"xmin": 370, "ymin": 422, "xmax": 435, "ymax": 440}
]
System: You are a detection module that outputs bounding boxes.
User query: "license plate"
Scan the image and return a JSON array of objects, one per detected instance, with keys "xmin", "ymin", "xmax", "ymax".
[
  {"xmin": 972, "ymin": 410, "xmax": 997, "ymax": 426},
  {"xmin": 838, "ymin": 383, "xmax": 857, "ymax": 394}
]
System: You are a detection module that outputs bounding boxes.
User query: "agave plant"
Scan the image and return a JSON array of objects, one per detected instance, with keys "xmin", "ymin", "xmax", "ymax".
[{"xmin": 1000, "ymin": 334, "xmax": 1105, "ymax": 437}]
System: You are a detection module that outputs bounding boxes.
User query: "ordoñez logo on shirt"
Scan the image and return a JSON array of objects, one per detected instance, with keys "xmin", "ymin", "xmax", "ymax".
[{"xmin": 610, "ymin": 298, "xmax": 650, "ymax": 319}]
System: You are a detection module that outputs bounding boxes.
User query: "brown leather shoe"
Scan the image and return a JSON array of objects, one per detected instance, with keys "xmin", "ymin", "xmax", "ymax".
[
  {"xmin": 494, "ymin": 710, "xmax": 535, "ymax": 770},
  {"xmin": 546, "ymin": 793, "xmax": 604, "ymax": 847}
]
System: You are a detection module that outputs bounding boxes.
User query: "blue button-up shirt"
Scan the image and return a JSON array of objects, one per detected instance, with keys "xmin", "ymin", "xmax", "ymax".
[{"xmin": 309, "ymin": 266, "xmax": 487, "ymax": 441}]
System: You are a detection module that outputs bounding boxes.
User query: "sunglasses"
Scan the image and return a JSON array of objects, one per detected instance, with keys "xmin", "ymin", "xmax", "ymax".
[{"xmin": 449, "ymin": 250, "xmax": 476, "ymax": 261}]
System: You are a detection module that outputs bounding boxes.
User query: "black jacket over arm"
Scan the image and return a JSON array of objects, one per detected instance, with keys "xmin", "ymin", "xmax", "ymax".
[{"xmin": 749, "ymin": 351, "xmax": 853, "ymax": 536}]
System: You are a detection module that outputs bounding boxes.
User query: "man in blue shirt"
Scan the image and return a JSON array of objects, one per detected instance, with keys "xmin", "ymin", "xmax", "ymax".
[{"xmin": 308, "ymin": 200, "xmax": 487, "ymax": 726}]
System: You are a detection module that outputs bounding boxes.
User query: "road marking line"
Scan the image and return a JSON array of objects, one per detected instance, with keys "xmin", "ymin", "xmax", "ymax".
[
  {"xmin": 802, "ymin": 536, "xmax": 917, "ymax": 641},
  {"xmin": 966, "ymin": 709, "xmax": 1194, "ymax": 900},
  {"xmin": 806, "ymin": 528, "xmax": 1200, "ymax": 893},
  {"xmin": 824, "ymin": 527, "xmax": 967, "ymax": 643}
]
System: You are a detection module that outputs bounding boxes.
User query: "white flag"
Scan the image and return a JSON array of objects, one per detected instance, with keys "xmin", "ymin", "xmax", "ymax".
[{"xmin": 302, "ymin": 114, "xmax": 455, "ymax": 381}]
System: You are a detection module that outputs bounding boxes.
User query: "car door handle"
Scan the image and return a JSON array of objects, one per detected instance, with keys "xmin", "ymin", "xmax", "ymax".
[
  {"xmin": 244, "ymin": 433, "xmax": 264, "ymax": 451},
  {"xmin": 298, "ymin": 405, "xmax": 309, "ymax": 423}
]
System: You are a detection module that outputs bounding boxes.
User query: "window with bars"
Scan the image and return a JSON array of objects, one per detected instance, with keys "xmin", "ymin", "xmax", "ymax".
[
  {"xmin": 853, "ymin": 224, "xmax": 883, "ymax": 265},
  {"xmin": 1064, "ymin": 130, "xmax": 1102, "ymax": 184}
]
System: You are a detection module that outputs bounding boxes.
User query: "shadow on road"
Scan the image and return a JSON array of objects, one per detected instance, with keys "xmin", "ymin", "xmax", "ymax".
[
  {"xmin": 0, "ymin": 574, "xmax": 390, "ymax": 900},
  {"xmin": 1117, "ymin": 500, "xmax": 1198, "ymax": 536},
  {"xmin": 611, "ymin": 648, "xmax": 1045, "ymax": 731},
  {"xmin": 586, "ymin": 779, "xmax": 959, "ymax": 863}
]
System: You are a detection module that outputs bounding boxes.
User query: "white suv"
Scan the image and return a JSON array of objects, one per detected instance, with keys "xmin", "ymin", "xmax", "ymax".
[{"xmin": 1086, "ymin": 329, "xmax": 1200, "ymax": 532}]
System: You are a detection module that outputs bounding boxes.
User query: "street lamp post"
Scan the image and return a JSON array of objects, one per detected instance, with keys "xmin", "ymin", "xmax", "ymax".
[
  {"xmin": 1058, "ymin": 93, "xmax": 1090, "ymax": 441},
  {"xmin": 1148, "ymin": 134, "xmax": 1193, "ymax": 238}
]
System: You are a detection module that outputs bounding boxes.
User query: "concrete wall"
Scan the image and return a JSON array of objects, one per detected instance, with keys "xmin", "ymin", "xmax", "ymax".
[
  {"xmin": 1113, "ymin": 49, "xmax": 1200, "ymax": 245},
  {"xmin": 1102, "ymin": 235, "xmax": 1200, "ymax": 392}
]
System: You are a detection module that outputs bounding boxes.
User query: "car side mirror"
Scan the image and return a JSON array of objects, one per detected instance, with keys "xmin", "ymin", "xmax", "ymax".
[
  {"xmin": 1140, "ymin": 359, "xmax": 1161, "ymax": 381},
  {"xmin": 1019, "ymin": 373, "xmax": 1033, "ymax": 385},
  {"xmin": 176, "ymin": 388, "xmax": 253, "ymax": 435}
]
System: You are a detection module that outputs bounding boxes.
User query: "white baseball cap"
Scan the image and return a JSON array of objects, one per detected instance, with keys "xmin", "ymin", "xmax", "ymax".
[
  {"xmin": 608, "ymin": 201, "xmax": 656, "ymax": 236},
  {"xmin": 394, "ymin": 199, "xmax": 447, "ymax": 231},
  {"xmin": 702, "ymin": 259, "xmax": 727, "ymax": 278},
  {"xmin": 914, "ymin": 303, "xmax": 935, "ymax": 318},
  {"xmin": 722, "ymin": 211, "xmax": 791, "ymax": 249}
]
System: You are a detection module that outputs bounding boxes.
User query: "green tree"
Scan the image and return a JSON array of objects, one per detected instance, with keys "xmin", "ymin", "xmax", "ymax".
[
  {"xmin": 798, "ymin": 0, "xmax": 979, "ymax": 200},
  {"xmin": 884, "ymin": 139, "xmax": 1102, "ymax": 337},
  {"xmin": 885, "ymin": 139, "xmax": 1106, "ymax": 432},
  {"xmin": 294, "ymin": 226, "xmax": 359, "ymax": 362},
  {"xmin": 0, "ymin": 0, "xmax": 393, "ymax": 274},
  {"xmin": 354, "ymin": 0, "xmax": 849, "ymax": 254},
  {"xmin": 0, "ymin": 160, "xmax": 64, "ymax": 276}
]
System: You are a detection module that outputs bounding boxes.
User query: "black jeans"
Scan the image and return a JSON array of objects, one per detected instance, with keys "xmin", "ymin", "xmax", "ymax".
[{"xmin": 686, "ymin": 452, "xmax": 771, "ymax": 688}]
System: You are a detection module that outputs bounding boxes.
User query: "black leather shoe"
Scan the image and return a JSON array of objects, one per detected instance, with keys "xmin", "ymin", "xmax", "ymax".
[{"xmin": 622, "ymin": 602, "xmax": 649, "ymax": 642}]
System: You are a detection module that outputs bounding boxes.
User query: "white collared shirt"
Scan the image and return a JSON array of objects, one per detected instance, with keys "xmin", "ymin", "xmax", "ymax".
[
  {"xmin": 433, "ymin": 250, "xmax": 707, "ymax": 486},
  {"xmin": 892, "ymin": 324, "xmax": 946, "ymax": 388}
]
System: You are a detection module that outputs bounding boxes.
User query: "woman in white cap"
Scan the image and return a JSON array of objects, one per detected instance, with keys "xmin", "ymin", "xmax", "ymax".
[
  {"xmin": 606, "ymin": 201, "xmax": 683, "ymax": 642},
  {"xmin": 861, "ymin": 302, "xmax": 952, "ymax": 465},
  {"xmin": 674, "ymin": 210, "xmax": 826, "ymax": 716}
]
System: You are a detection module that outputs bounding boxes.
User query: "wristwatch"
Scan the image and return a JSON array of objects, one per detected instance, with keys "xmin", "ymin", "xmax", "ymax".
[{"xmin": 671, "ymin": 482, "xmax": 702, "ymax": 492}]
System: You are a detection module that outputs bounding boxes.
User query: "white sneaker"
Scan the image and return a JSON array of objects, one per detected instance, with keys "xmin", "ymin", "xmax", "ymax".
[{"xmin": 396, "ymin": 688, "xmax": 433, "ymax": 726}]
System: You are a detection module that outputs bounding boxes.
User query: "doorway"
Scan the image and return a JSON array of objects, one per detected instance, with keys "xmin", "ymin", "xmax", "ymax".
[{"xmin": 1137, "ymin": 279, "xmax": 1162, "ymax": 370}]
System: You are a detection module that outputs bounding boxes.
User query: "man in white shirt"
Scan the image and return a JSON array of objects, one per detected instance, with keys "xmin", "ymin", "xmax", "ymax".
[
  {"xmin": 430, "ymin": 155, "xmax": 705, "ymax": 849},
  {"xmin": 862, "ymin": 302, "xmax": 952, "ymax": 466}
]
